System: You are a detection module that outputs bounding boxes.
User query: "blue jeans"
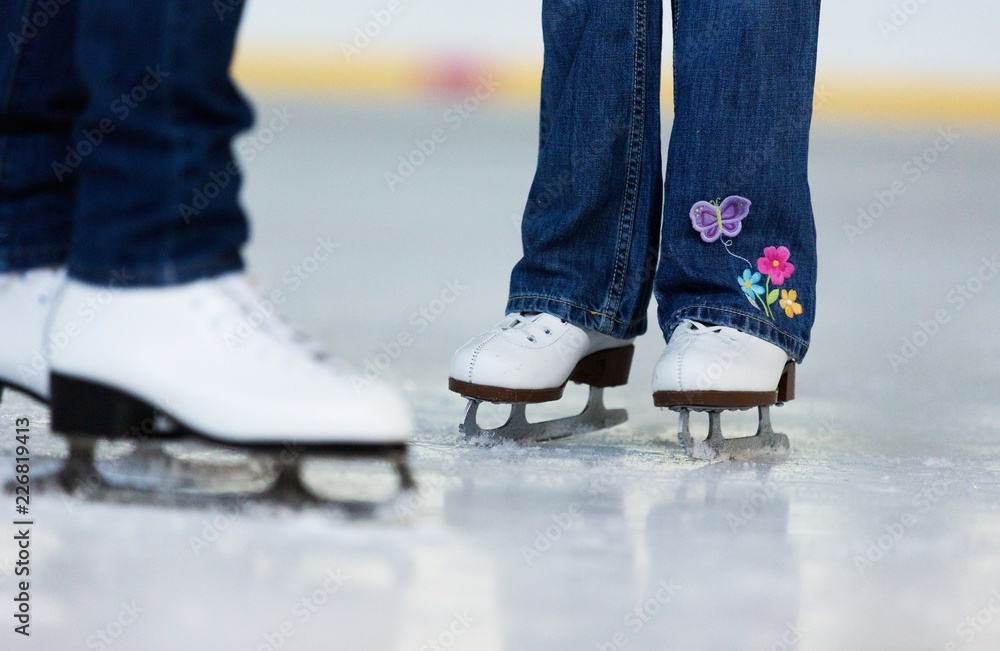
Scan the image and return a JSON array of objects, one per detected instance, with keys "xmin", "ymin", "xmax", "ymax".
[
  {"xmin": 508, "ymin": 0, "xmax": 821, "ymax": 361},
  {"xmin": 0, "ymin": 0, "xmax": 251, "ymax": 286}
]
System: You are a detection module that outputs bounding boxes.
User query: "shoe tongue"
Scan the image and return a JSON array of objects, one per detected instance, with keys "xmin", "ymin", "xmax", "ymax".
[
  {"xmin": 507, "ymin": 311, "xmax": 550, "ymax": 331},
  {"xmin": 686, "ymin": 320, "xmax": 723, "ymax": 333},
  {"xmin": 507, "ymin": 311, "xmax": 541, "ymax": 325}
]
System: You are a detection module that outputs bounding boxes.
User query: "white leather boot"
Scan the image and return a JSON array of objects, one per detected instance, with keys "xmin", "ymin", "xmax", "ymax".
[
  {"xmin": 652, "ymin": 320, "xmax": 795, "ymax": 461},
  {"xmin": 0, "ymin": 267, "xmax": 67, "ymax": 403},
  {"xmin": 449, "ymin": 312, "xmax": 634, "ymax": 441},
  {"xmin": 450, "ymin": 312, "xmax": 634, "ymax": 402},
  {"xmin": 47, "ymin": 273, "xmax": 413, "ymax": 447},
  {"xmin": 652, "ymin": 319, "xmax": 794, "ymax": 408}
]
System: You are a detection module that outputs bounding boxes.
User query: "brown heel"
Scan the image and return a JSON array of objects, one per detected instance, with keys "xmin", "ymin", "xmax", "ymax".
[
  {"xmin": 569, "ymin": 345, "xmax": 635, "ymax": 388},
  {"xmin": 776, "ymin": 361, "xmax": 796, "ymax": 403}
]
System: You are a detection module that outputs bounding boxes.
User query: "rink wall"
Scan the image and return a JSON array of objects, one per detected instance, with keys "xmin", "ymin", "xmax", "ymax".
[{"xmin": 232, "ymin": 0, "xmax": 1000, "ymax": 124}]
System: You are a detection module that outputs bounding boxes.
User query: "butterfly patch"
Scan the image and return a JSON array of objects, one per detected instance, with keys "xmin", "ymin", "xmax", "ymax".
[
  {"xmin": 690, "ymin": 196, "xmax": 751, "ymax": 243},
  {"xmin": 687, "ymin": 194, "xmax": 803, "ymax": 321}
]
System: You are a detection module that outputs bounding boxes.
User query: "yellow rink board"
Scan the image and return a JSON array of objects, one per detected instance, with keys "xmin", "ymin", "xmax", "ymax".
[{"xmin": 232, "ymin": 48, "xmax": 1000, "ymax": 126}]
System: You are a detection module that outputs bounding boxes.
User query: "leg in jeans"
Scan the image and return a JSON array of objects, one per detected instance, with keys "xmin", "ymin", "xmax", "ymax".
[
  {"xmin": 506, "ymin": 0, "xmax": 664, "ymax": 340},
  {"xmin": 656, "ymin": 0, "xmax": 821, "ymax": 361},
  {"xmin": 0, "ymin": 0, "xmax": 84, "ymax": 272},
  {"xmin": 0, "ymin": 0, "xmax": 83, "ymax": 399},
  {"xmin": 2, "ymin": 1, "xmax": 414, "ymax": 455},
  {"xmin": 68, "ymin": 0, "xmax": 253, "ymax": 287},
  {"xmin": 449, "ymin": 1, "xmax": 664, "ymax": 434}
]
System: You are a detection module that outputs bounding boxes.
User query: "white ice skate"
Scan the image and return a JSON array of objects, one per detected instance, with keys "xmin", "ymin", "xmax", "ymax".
[
  {"xmin": 0, "ymin": 267, "xmax": 66, "ymax": 403},
  {"xmin": 449, "ymin": 312, "xmax": 634, "ymax": 442},
  {"xmin": 652, "ymin": 320, "xmax": 795, "ymax": 460},
  {"xmin": 43, "ymin": 273, "xmax": 414, "ymax": 500}
]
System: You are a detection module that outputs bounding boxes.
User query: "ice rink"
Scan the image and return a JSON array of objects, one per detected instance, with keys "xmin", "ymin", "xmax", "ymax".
[{"xmin": 3, "ymin": 95, "xmax": 1000, "ymax": 650}]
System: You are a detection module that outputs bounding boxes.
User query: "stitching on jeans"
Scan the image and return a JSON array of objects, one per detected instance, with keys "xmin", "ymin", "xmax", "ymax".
[
  {"xmin": 69, "ymin": 250, "xmax": 243, "ymax": 285},
  {"xmin": 508, "ymin": 295, "xmax": 645, "ymax": 328},
  {"xmin": 603, "ymin": 0, "xmax": 646, "ymax": 324},
  {"xmin": 161, "ymin": 0, "xmax": 182, "ymax": 285}
]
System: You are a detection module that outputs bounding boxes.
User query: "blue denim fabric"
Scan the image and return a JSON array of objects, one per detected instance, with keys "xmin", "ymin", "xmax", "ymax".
[
  {"xmin": 508, "ymin": 0, "xmax": 821, "ymax": 361},
  {"xmin": 0, "ymin": 0, "xmax": 252, "ymax": 286}
]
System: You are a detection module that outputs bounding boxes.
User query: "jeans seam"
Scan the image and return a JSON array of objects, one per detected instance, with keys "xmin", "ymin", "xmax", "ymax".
[
  {"xmin": 509, "ymin": 294, "xmax": 645, "ymax": 328},
  {"xmin": 603, "ymin": 0, "xmax": 646, "ymax": 328},
  {"xmin": 69, "ymin": 250, "xmax": 240, "ymax": 285},
  {"xmin": 162, "ymin": 0, "xmax": 181, "ymax": 284},
  {"xmin": 0, "ymin": 244, "xmax": 71, "ymax": 271}
]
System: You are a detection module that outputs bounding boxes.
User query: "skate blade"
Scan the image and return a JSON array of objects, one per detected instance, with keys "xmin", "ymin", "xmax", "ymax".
[
  {"xmin": 674, "ymin": 406, "xmax": 790, "ymax": 462},
  {"xmin": 12, "ymin": 435, "xmax": 414, "ymax": 514},
  {"xmin": 255, "ymin": 445, "xmax": 415, "ymax": 513},
  {"xmin": 10, "ymin": 435, "xmax": 275, "ymax": 508},
  {"xmin": 460, "ymin": 386, "xmax": 627, "ymax": 444}
]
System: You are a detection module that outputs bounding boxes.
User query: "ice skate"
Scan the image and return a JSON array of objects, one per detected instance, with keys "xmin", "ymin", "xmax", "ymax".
[
  {"xmin": 39, "ymin": 273, "xmax": 415, "ymax": 503},
  {"xmin": 652, "ymin": 320, "xmax": 794, "ymax": 460},
  {"xmin": 449, "ymin": 312, "xmax": 633, "ymax": 443},
  {"xmin": 0, "ymin": 267, "xmax": 133, "ymax": 496},
  {"xmin": 0, "ymin": 267, "xmax": 67, "ymax": 404}
]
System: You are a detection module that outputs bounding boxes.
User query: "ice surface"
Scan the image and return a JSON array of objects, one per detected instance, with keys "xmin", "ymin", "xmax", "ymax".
[{"xmin": 2, "ymin": 98, "xmax": 1000, "ymax": 650}]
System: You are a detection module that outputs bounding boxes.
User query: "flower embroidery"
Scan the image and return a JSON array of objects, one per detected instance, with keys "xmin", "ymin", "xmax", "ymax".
[
  {"xmin": 689, "ymin": 196, "xmax": 805, "ymax": 322},
  {"xmin": 741, "ymin": 248, "xmax": 800, "ymax": 319},
  {"xmin": 757, "ymin": 246, "xmax": 795, "ymax": 285},
  {"xmin": 738, "ymin": 270, "xmax": 765, "ymax": 303},
  {"xmin": 779, "ymin": 290, "xmax": 802, "ymax": 318}
]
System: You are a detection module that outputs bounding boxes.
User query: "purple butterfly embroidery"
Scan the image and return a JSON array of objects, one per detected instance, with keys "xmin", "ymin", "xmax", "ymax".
[{"xmin": 690, "ymin": 196, "xmax": 751, "ymax": 243}]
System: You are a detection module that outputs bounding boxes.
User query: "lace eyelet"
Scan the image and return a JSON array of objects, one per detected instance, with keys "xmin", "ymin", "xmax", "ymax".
[
  {"xmin": 527, "ymin": 336, "xmax": 537, "ymax": 343},
  {"xmin": 544, "ymin": 329, "xmax": 551, "ymax": 335}
]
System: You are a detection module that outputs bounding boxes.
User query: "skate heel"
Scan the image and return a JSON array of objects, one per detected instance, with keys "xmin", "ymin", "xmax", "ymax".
[
  {"xmin": 50, "ymin": 373, "xmax": 161, "ymax": 439},
  {"xmin": 776, "ymin": 361, "xmax": 795, "ymax": 403},
  {"xmin": 569, "ymin": 345, "xmax": 634, "ymax": 388}
]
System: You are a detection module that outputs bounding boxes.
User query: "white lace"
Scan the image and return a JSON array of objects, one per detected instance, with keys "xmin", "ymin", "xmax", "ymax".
[
  {"xmin": 501, "ymin": 312, "xmax": 566, "ymax": 343},
  {"xmin": 677, "ymin": 319, "xmax": 740, "ymax": 345},
  {"xmin": 214, "ymin": 273, "xmax": 341, "ymax": 366}
]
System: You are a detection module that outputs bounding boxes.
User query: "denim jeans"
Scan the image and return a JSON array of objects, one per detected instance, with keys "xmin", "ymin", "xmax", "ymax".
[
  {"xmin": 508, "ymin": 0, "xmax": 821, "ymax": 361},
  {"xmin": 0, "ymin": 0, "xmax": 251, "ymax": 286}
]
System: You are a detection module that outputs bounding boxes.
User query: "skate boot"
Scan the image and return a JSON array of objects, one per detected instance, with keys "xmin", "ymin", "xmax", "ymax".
[
  {"xmin": 449, "ymin": 312, "xmax": 634, "ymax": 442},
  {"xmin": 652, "ymin": 320, "xmax": 795, "ymax": 460},
  {"xmin": 0, "ymin": 267, "xmax": 67, "ymax": 404},
  {"xmin": 45, "ymin": 273, "xmax": 414, "ymax": 502}
]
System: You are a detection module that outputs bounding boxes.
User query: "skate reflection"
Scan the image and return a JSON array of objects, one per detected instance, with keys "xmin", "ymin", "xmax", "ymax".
[
  {"xmin": 640, "ymin": 463, "xmax": 800, "ymax": 648},
  {"xmin": 440, "ymin": 464, "xmax": 634, "ymax": 650},
  {"xmin": 432, "ymin": 457, "xmax": 800, "ymax": 649}
]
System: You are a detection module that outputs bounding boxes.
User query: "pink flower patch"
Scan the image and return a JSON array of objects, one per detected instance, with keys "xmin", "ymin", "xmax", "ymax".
[{"xmin": 757, "ymin": 246, "xmax": 795, "ymax": 286}]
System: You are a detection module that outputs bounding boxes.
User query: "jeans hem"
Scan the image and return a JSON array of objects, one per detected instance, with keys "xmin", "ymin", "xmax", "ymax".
[
  {"xmin": 0, "ymin": 245, "xmax": 71, "ymax": 273},
  {"xmin": 68, "ymin": 251, "xmax": 244, "ymax": 287},
  {"xmin": 663, "ymin": 305, "xmax": 809, "ymax": 362},
  {"xmin": 506, "ymin": 294, "xmax": 646, "ymax": 339}
]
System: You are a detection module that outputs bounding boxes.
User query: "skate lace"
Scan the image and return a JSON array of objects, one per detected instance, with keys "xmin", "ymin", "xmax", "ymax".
[
  {"xmin": 679, "ymin": 319, "xmax": 740, "ymax": 345},
  {"xmin": 502, "ymin": 312, "xmax": 566, "ymax": 343},
  {"xmin": 215, "ymin": 273, "xmax": 345, "ymax": 368}
]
